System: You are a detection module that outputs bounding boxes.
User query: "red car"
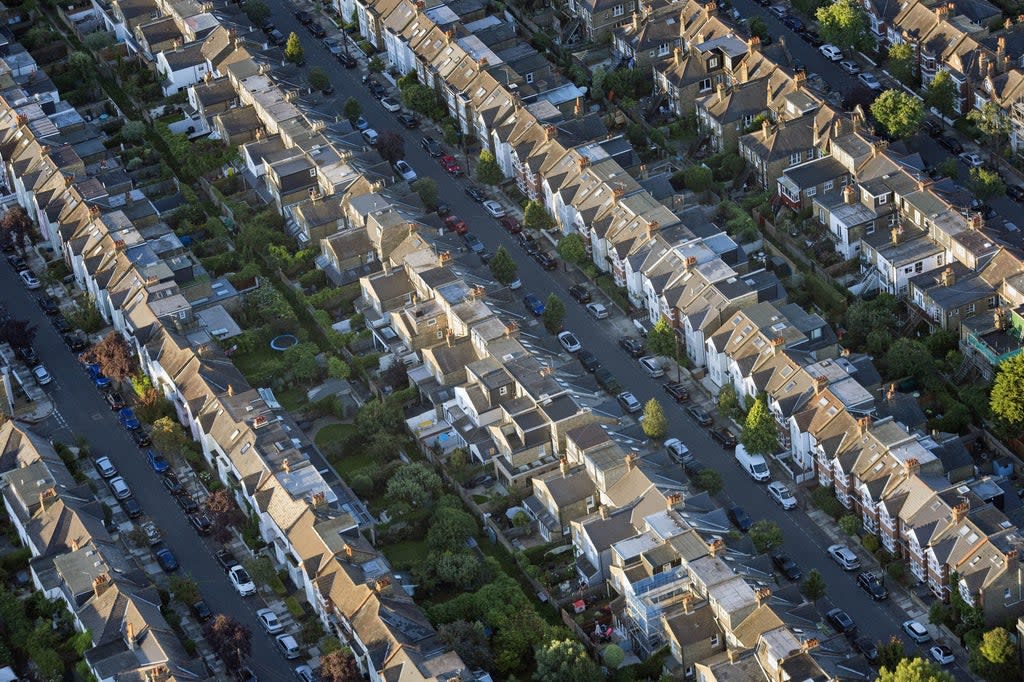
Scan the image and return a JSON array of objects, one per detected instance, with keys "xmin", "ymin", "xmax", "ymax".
[
  {"xmin": 444, "ymin": 215, "xmax": 468, "ymax": 235},
  {"xmin": 499, "ymin": 216, "xmax": 522, "ymax": 234},
  {"xmin": 440, "ymin": 155, "xmax": 462, "ymax": 175}
]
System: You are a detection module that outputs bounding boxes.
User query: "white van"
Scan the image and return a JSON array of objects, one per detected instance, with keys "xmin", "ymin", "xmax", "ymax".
[{"xmin": 735, "ymin": 446, "xmax": 771, "ymax": 482}]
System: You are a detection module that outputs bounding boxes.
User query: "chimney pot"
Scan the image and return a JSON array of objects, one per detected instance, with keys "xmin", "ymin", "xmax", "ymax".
[
  {"xmin": 952, "ymin": 501, "xmax": 969, "ymax": 523},
  {"xmin": 560, "ymin": 457, "xmax": 570, "ymax": 477},
  {"xmin": 598, "ymin": 505, "xmax": 609, "ymax": 519}
]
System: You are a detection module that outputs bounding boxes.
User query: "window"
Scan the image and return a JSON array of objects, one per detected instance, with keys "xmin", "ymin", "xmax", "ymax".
[
  {"xmin": 499, "ymin": 386, "xmax": 508, "ymax": 395},
  {"xmin": 743, "ymin": 114, "xmax": 754, "ymax": 127},
  {"xmin": 805, "ymin": 187, "xmax": 816, "ymax": 197},
  {"xmin": 936, "ymin": 254, "xmax": 943, "ymax": 266},
  {"xmin": 698, "ymin": 78, "xmax": 712, "ymax": 92},
  {"xmin": 708, "ymin": 56, "xmax": 720, "ymax": 69},
  {"xmin": 658, "ymin": 43, "xmax": 670, "ymax": 56},
  {"xmin": 525, "ymin": 72, "xmax": 534, "ymax": 84},
  {"xmin": 824, "ymin": 180, "xmax": 833, "ymax": 191},
  {"xmin": 789, "ymin": 153, "xmax": 801, "ymax": 165},
  {"xmin": 612, "ymin": 4, "xmax": 624, "ymax": 15},
  {"xmin": 308, "ymin": 168, "xmax": 316, "ymax": 177},
  {"xmin": 818, "ymin": 209, "xmax": 826, "ymax": 224},
  {"xmin": 878, "ymin": 195, "xmax": 887, "ymax": 205},
  {"xmin": 915, "ymin": 261, "xmax": 923, "ymax": 273},
  {"xmin": 966, "ymin": 303, "xmax": 975, "ymax": 314},
  {"xmin": 710, "ymin": 634, "xmax": 720, "ymax": 646},
  {"xmin": 989, "ymin": 296, "xmax": 998, "ymax": 309},
  {"xmin": 435, "ymin": 330, "xmax": 443, "ymax": 338},
  {"xmin": 889, "ymin": 214, "xmax": 898, "ymax": 226}
]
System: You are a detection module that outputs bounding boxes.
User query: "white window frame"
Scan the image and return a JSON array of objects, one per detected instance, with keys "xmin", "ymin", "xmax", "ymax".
[
  {"xmin": 612, "ymin": 4, "xmax": 624, "ymax": 16},
  {"xmin": 824, "ymin": 180, "xmax": 833, "ymax": 191}
]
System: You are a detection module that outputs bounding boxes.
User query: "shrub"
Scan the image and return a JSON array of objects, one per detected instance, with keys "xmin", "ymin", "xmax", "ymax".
[
  {"xmin": 861, "ymin": 534, "xmax": 880, "ymax": 553},
  {"xmin": 810, "ymin": 486, "xmax": 845, "ymax": 519}
]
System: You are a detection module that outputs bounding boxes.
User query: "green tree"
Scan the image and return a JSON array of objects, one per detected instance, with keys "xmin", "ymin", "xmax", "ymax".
[
  {"xmin": 556, "ymin": 233, "xmax": 587, "ymax": 265},
  {"xmin": 876, "ymin": 636, "xmax": 907, "ymax": 671},
  {"xmin": 386, "ymin": 462, "xmax": 442, "ymax": 507},
  {"xmin": 717, "ymin": 384, "xmax": 741, "ymax": 419},
  {"xmin": 885, "ymin": 338, "xmax": 935, "ymax": 380},
  {"xmin": 602, "ymin": 643, "xmax": 625, "ymax": 669},
  {"xmin": 870, "ymin": 90, "xmax": 925, "ymax": 139},
  {"xmin": 285, "ymin": 341, "xmax": 321, "ymax": 383},
  {"xmin": 684, "ymin": 165, "xmax": 713, "ymax": 192},
  {"xmin": 801, "ymin": 569, "xmax": 826, "ymax": 603},
  {"xmin": 353, "ymin": 399, "xmax": 403, "ymax": 439},
  {"xmin": 427, "ymin": 506, "xmax": 478, "ymax": 552},
  {"xmin": 284, "ymin": 32, "xmax": 304, "ymax": 64},
  {"xmin": 542, "ymin": 294, "xmax": 565, "ymax": 333},
  {"xmin": 401, "ymin": 84, "xmax": 444, "ymax": 118},
  {"xmin": 923, "ymin": 70, "xmax": 957, "ymax": 118},
  {"xmin": 877, "ymin": 656, "xmax": 954, "ymax": 682},
  {"xmin": 489, "ymin": 246, "xmax": 517, "ymax": 285},
  {"xmin": 121, "ymin": 120, "xmax": 147, "ymax": 143},
  {"xmin": 740, "ymin": 396, "xmax": 778, "ymax": 456},
  {"xmin": 935, "ymin": 157, "xmax": 960, "ymax": 179},
  {"xmin": 888, "ymin": 42, "xmax": 916, "ymax": 86},
  {"xmin": 968, "ymin": 102, "xmax": 1011, "ymax": 156},
  {"xmin": 84, "ymin": 31, "xmax": 115, "ymax": 51},
  {"xmin": 523, "ymin": 200, "xmax": 554, "ymax": 231},
  {"xmin": 693, "ymin": 469, "xmax": 723, "ymax": 494},
  {"xmin": 844, "ymin": 293, "xmax": 901, "ymax": 350},
  {"xmin": 368, "ymin": 56, "xmax": 385, "ymax": 73},
  {"xmin": 991, "ymin": 354, "xmax": 1024, "ymax": 426},
  {"xmin": 838, "ymin": 514, "xmax": 860, "ymax": 536},
  {"xmin": 533, "ymin": 638, "xmax": 600, "ymax": 682},
  {"xmin": 411, "ymin": 177, "xmax": 438, "ymax": 209},
  {"xmin": 968, "ymin": 167, "xmax": 1006, "ymax": 200},
  {"xmin": 749, "ymin": 17, "xmax": 769, "ymax": 42},
  {"xmin": 430, "ymin": 550, "xmax": 479, "ymax": 587},
  {"xmin": 308, "ymin": 67, "xmax": 330, "ymax": 92},
  {"xmin": 169, "ymin": 574, "xmax": 200, "ymax": 604},
  {"xmin": 437, "ymin": 620, "xmax": 493, "ymax": 670},
  {"xmin": 970, "ymin": 627, "xmax": 1020, "ymax": 680},
  {"xmin": 816, "ymin": 0, "xmax": 873, "ymax": 51},
  {"xmin": 647, "ymin": 316, "xmax": 676, "ymax": 358},
  {"xmin": 327, "ymin": 356, "xmax": 351, "ymax": 380},
  {"xmin": 343, "ymin": 97, "xmax": 361, "ymax": 123},
  {"xmin": 749, "ymin": 519, "xmax": 783, "ymax": 553},
  {"xmin": 641, "ymin": 399, "xmax": 667, "ymax": 439},
  {"xmin": 242, "ymin": 0, "xmax": 269, "ymax": 24},
  {"xmin": 476, "ymin": 150, "xmax": 502, "ymax": 185},
  {"xmin": 151, "ymin": 416, "xmax": 190, "ymax": 461}
]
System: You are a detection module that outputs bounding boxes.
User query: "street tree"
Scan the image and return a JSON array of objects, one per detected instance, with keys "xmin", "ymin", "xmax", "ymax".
[
  {"xmin": 870, "ymin": 89, "xmax": 925, "ymax": 139},
  {"xmin": 308, "ymin": 67, "xmax": 329, "ymax": 92},
  {"xmin": 150, "ymin": 416, "xmax": 190, "ymax": 460},
  {"xmin": 968, "ymin": 167, "xmax": 1006, "ymax": 200},
  {"xmin": 320, "ymin": 649, "xmax": 361, "ymax": 682},
  {"xmin": 168, "ymin": 574, "xmax": 200, "ymax": 604},
  {"xmin": 368, "ymin": 56, "xmax": 385, "ymax": 73},
  {"xmin": 0, "ymin": 318, "xmax": 36, "ymax": 349},
  {"xmin": 0, "ymin": 206, "xmax": 33, "ymax": 253},
  {"xmin": 83, "ymin": 331, "xmax": 138, "ymax": 381},
  {"xmin": 740, "ymin": 396, "xmax": 779, "ymax": 456},
  {"xmin": 375, "ymin": 131, "xmax": 405, "ymax": 165},
  {"xmin": 437, "ymin": 620, "xmax": 493, "ymax": 670},
  {"xmin": 717, "ymin": 384, "xmax": 741, "ymax": 419},
  {"xmin": 838, "ymin": 514, "xmax": 861, "ymax": 536},
  {"xmin": 488, "ymin": 246, "xmax": 517, "ymax": 285},
  {"xmin": 533, "ymin": 638, "xmax": 600, "ymax": 682},
  {"xmin": 923, "ymin": 70, "xmax": 957, "ymax": 118},
  {"xmin": 887, "ymin": 43, "xmax": 916, "ymax": 86},
  {"xmin": 411, "ymin": 177, "xmax": 438, "ymax": 209},
  {"xmin": 816, "ymin": 0, "xmax": 873, "ymax": 52},
  {"xmin": 343, "ymin": 97, "xmax": 361, "ymax": 123},
  {"xmin": 207, "ymin": 615, "xmax": 252, "ymax": 670},
  {"xmin": 885, "ymin": 338, "xmax": 935, "ymax": 380},
  {"xmin": 970, "ymin": 627, "xmax": 1020, "ymax": 680},
  {"xmin": 749, "ymin": 17, "xmax": 770, "ymax": 43},
  {"xmin": 386, "ymin": 462, "xmax": 442, "ymax": 507},
  {"xmin": 968, "ymin": 102, "xmax": 1011, "ymax": 156},
  {"xmin": 284, "ymin": 32, "xmax": 304, "ymax": 64},
  {"xmin": 542, "ymin": 294, "xmax": 565, "ymax": 333},
  {"xmin": 749, "ymin": 519, "xmax": 783, "ymax": 553},
  {"xmin": 556, "ymin": 233, "xmax": 587, "ymax": 265},
  {"xmin": 206, "ymin": 489, "xmax": 245, "ymax": 542},
  {"xmin": 693, "ymin": 469, "xmax": 723, "ymax": 494},
  {"xmin": 801, "ymin": 569, "xmax": 826, "ymax": 603},
  {"xmin": 241, "ymin": 0, "xmax": 269, "ymax": 24},
  {"xmin": 647, "ymin": 316, "xmax": 676, "ymax": 359},
  {"xmin": 641, "ymin": 399, "xmax": 667, "ymax": 439},
  {"xmin": 877, "ymin": 656, "xmax": 954, "ymax": 682},
  {"xmin": 476, "ymin": 150, "xmax": 502, "ymax": 185},
  {"xmin": 876, "ymin": 636, "xmax": 907, "ymax": 671},
  {"xmin": 523, "ymin": 200, "xmax": 554, "ymax": 231}
]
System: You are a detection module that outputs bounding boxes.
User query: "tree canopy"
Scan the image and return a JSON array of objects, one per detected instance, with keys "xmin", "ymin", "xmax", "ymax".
[
  {"xmin": 320, "ymin": 649, "xmax": 361, "ymax": 682},
  {"xmin": 887, "ymin": 43, "xmax": 916, "ymax": 86},
  {"xmin": 740, "ymin": 396, "xmax": 779, "ymax": 456},
  {"xmin": 386, "ymin": 462, "xmax": 442, "ymax": 507},
  {"xmin": 923, "ymin": 70, "xmax": 956, "ymax": 118},
  {"xmin": 0, "ymin": 206, "xmax": 33, "ymax": 253},
  {"xmin": 641, "ymin": 398, "xmax": 667, "ymax": 438},
  {"xmin": 523, "ymin": 200, "xmax": 554, "ymax": 231},
  {"xmin": 207, "ymin": 615, "xmax": 252, "ymax": 669},
  {"xmin": 542, "ymin": 294, "xmax": 565, "ymax": 333},
  {"xmin": 968, "ymin": 167, "xmax": 1006, "ymax": 201},
  {"xmin": 308, "ymin": 67, "xmax": 329, "ymax": 92},
  {"xmin": 816, "ymin": 0, "xmax": 873, "ymax": 51},
  {"xmin": 884, "ymin": 338, "xmax": 935, "ymax": 381},
  {"xmin": 749, "ymin": 519, "xmax": 783, "ymax": 553},
  {"xmin": 968, "ymin": 102, "xmax": 1011, "ymax": 153},
  {"xmin": 871, "ymin": 90, "xmax": 925, "ymax": 139},
  {"xmin": 533, "ymin": 638, "xmax": 600, "ymax": 682},
  {"xmin": 376, "ymin": 131, "xmax": 405, "ymax": 164},
  {"xmin": 489, "ymin": 246, "xmax": 517, "ymax": 285},
  {"xmin": 412, "ymin": 177, "xmax": 438, "ymax": 209},
  {"xmin": 877, "ymin": 656, "xmax": 954, "ymax": 682},
  {"xmin": 970, "ymin": 627, "xmax": 1020, "ymax": 680},
  {"xmin": 801, "ymin": 569, "xmax": 826, "ymax": 602},
  {"xmin": 284, "ymin": 32, "xmax": 304, "ymax": 64},
  {"xmin": 647, "ymin": 316, "xmax": 676, "ymax": 359},
  {"xmin": 556, "ymin": 233, "xmax": 587, "ymax": 265},
  {"xmin": 343, "ymin": 97, "xmax": 361, "ymax": 123},
  {"xmin": 476, "ymin": 150, "xmax": 502, "ymax": 185},
  {"xmin": 990, "ymin": 354, "xmax": 1024, "ymax": 426},
  {"xmin": 83, "ymin": 331, "xmax": 138, "ymax": 381}
]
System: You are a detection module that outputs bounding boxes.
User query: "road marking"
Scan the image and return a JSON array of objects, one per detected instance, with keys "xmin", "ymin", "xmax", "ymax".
[{"xmin": 91, "ymin": 412, "xmax": 103, "ymax": 421}]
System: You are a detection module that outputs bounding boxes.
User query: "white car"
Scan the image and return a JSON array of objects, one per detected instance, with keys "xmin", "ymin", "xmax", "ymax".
[
  {"xmin": 141, "ymin": 520, "xmax": 161, "ymax": 545},
  {"xmin": 638, "ymin": 356, "xmax": 664, "ymax": 378},
  {"xmin": 617, "ymin": 391, "xmax": 642, "ymax": 413},
  {"xmin": 394, "ymin": 160, "xmax": 417, "ymax": 182},
  {"xmin": 586, "ymin": 302, "xmax": 609, "ymax": 319},
  {"xmin": 767, "ymin": 481, "xmax": 797, "ymax": 510},
  {"xmin": 482, "ymin": 200, "xmax": 505, "ymax": 218},
  {"xmin": 902, "ymin": 620, "xmax": 931, "ymax": 643},
  {"xmin": 32, "ymin": 365, "xmax": 52, "ymax": 385},
  {"xmin": 838, "ymin": 60, "xmax": 860, "ymax": 74},
  {"xmin": 95, "ymin": 456, "xmax": 117, "ymax": 478},
  {"xmin": 275, "ymin": 634, "xmax": 301, "ymax": 659},
  {"xmin": 928, "ymin": 645, "xmax": 954, "ymax": 666},
  {"xmin": 228, "ymin": 565, "xmax": 257, "ymax": 596},
  {"xmin": 294, "ymin": 665, "xmax": 315, "ymax": 682},
  {"xmin": 557, "ymin": 331, "xmax": 582, "ymax": 353},
  {"xmin": 819, "ymin": 44, "xmax": 843, "ymax": 61},
  {"xmin": 508, "ymin": 277, "xmax": 522, "ymax": 290},
  {"xmin": 380, "ymin": 96, "xmax": 401, "ymax": 112},
  {"xmin": 256, "ymin": 607, "xmax": 284, "ymax": 634},
  {"xmin": 19, "ymin": 270, "xmax": 41, "ymax": 289},
  {"xmin": 109, "ymin": 476, "xmax": 132, "ymax": 500},
  {"xmin": 827, "ymin": 543, "xmax": 861, "ymax": 571},
  {"xmin": 857, "ymin": 72, "xmax": 882, "ymax": 90},
  {"xmin": 958, "ymin": 152, "xmax": 984, "ymax": 167},
  {"xmin": 664, "ymin": 437, "xmax": 690, "ymax": 462}
]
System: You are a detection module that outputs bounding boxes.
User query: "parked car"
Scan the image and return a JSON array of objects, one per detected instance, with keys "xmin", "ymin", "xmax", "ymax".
[
  {"xmin": 853, "ymin": 636, "xmax": 878, "ymax": 663},
  {"xmin": 51, "ymin": 315, "xmax": 70, "ymax": 334},
  {"xmin": 522, "ymin": 294, "xmax": 545, "ymax": 316},
  {"xmin": 533, "ymin": 251, "xmax": 557, "ymax": 270},
  {"xmin": 517, "ymin": 232, "xmax": 539, "ymax": 254},
  {"xmin": 857, "ymin": 72, "xmax": 882, "ymax": 90},
  {"xmin": 104, "ymin": 391, "xmax": 126, "ymax": 410},
  {"xmin": 336, "ymin": 51, "xmax": 357, "ymax": 68},
  {"xmin": 921, "ymin": 118, "xmax": 942, "ymax": 137},
  {"xmin": 109, "ymin": 476, "xmax": 132, "ymax": 499},
  {"xmin": 586, "ymin": 302, "xmax": 609, "ymax": 319},
  {"xmin": 464, "ymin": 185, "xmax": 486, "ymax": 202},
  {"xmin": 163, "ymin": 473, "xmax": 185, "ymax": 496},
  {"xmin": 191, "ymin": 600, "xmax": 213, "ymax": 622},
  {"xmin": 638, "ymin": 356, "xmax": 664, "ymax": 378},
  {"xmin": 819, "ymin": 44, "xmax": 843, "ymax": 61},
  {"xmin": 710, "ymin": 428, "xmax": 737, "ymax": 448},
  {"xmin": 727, "ymin": 505, "xmax": 753, "ymax": 532},
  {"xmin": 7, "ymin": 254, "xmax": 25, "ymax": 269},
  {"xmin": 463, "ymin": 474, "xmax": 494, "ymax": 489},
  {"xmin": 257, "ymin": 608, "xmax": 284, "ymax": 634},
  {"xmin": 354, "ymin": 116, "xmax": 370, "ymax": 131},
  {"xmin": 19, "ymin": 270, "xmax": 41, "ymax": 289},
  {"xmin": 229, "ymin": 565, "xmax": 257, "ymax": 596},
  {"xmin": 577, "ymin": 349, "xmax": 601, "ymax": 372},
  {"xmin": 770, "ymin": 552, "xmax": 802, "ymax": 581},
  {"xmin": 121, "ymin": 497, "xmax": 142, "ymax": 518},
  {"xmin": 902, "ymin": 620, "xmax": 931, "ymax": 643},
  {"xmin": 155, "ymin": 548, "xmax": 179, "ymax": 572},
  {"xmin": 366, "ymin": 79, "xmax": 386, "ymax": 97},
  {"xmin": 216, "ymin": 549, "xmax": 239, "ymax": 572},
  {"xmin": 32, "ymin": 365, "xmax": 52, "ymax": 385},
  {"xmin": 838, "ymin": 60, "xmax": 860, "ymax": 74},
  {"xmin": 827, "ymin": 543, "xmax": 861, "ymax": 571},
  {"xmin": 482, "ymin": 200, "xmax": 505, "ymax": 218},
  {"xmin": 938, "ymin": 135, "xmax": 963, "ymax": 153},
  {"xmin": 617, "ymin": 391, "xmax": 641, "ymax": 413},
  {"xmin": 189, "ymin": 512, "xmax": 213, "ymax": 535},
  {"xmin": 439, "ymin": 155, "xmax": 462, "ymax": 174},
  {"xmin": 307, "ymin": 22, "xmax": 326, "ymax": 38},
  {"xmin": 565, "ymin": 285, "xmax": 590, "ymax": 304},
  {"xmin": 394, "ymin": 160, "xmax": 417, "ymax": 182},
  {"xmin": 141, "ymin": 520, "xmax": 161, "ymax": 545},
  {"xmin": 443, "ymin": 215, "xmax": 468, "ymax": 235},
  {"xmin": 594, "ymin": 367, "xmax": 622, "ymax": 394},
  {"xmin": 393, "ymin": 112, "xmax": 419, "ymax": 129},
  {"xmin": 380, "ymin": 97, "xmax": 401, "ymax": 112},
  {"xmin": 267, "ymin": 29, "xmax": 285, "ymax": 46},
  {"xmin": 131, "ymin": 429, "xmax": 153, "ymax": 448},
  {"xmin": 683, "ymin": 459, "xmax": 706, "ymax": 477},
  {"xmin": 735, "ymin": 448, "xmax": 771, "ymax": 482},
  {"xmin": 826, "ymin": 608, "xmax": 857, "ymax": 636},
  {"xmin": 177, "ymin": 494, "xmax": 199, "ymax": 514},
  {"xmin": 766, "ymin": 481, "xmax": 797, "ymax": 509},
  {"xmin": 929, "ymin": 645, "xmax": 954, "ymax": 666},
  {"xmin": 664, "ymin": 438, "xmax": 690, "ymax": 463},
  {"xmin": 499, "ymin": 216, "xmax": 522, "ymax": 234},
  {"xmin": 1006, "ymin": 184, "xmax": 1024, "ymax": 202},
  {"xmin": 360, "ymin": 128, "xmax": 379, "ymax": 145},
  {"xmin": 557, "ymin": 331, "xmax": 582, "ymax": 353},
  {"xmin": 618, "ymin": 337, "xmax": 645, "ymax": 357},
  {"xmin": 856, "ymin": 572, "xmax": 888, "ymax": 601},
  {"xmin": 118, "ymin": 407, "xmax": 140, "ymax": 430},
  {"xmin": 293, "ymin": 9, "xmax": 312, "ymax": 23},
  {"xmin": 63, "ymin": 333, "xmax": 88, "ymax": 352},
  {"xmin": 295, "ymin": 665, "xmax": 315, "ymax": 682},
  {"xmin": 87, "ymin": 364, "xmax": 111, "ymax": 389},
  {"xmin": 686, "ymin": 405, "xmax": 713, "ymax": 426},
  {"xmin": 94, "ymin": 456, "xmax": 117, "ymax": 478},
  {"xmin": 275, "ymin": 634, "xmax": 301, "ymax": 660},
  {"xmin": 958, "ymin": 151, "xmax": 984, "ymax": 167},
  {"xmin": 146, "ymin": 449, "xmax": 169, "ymax": 474},
  {"xmin": 662, "ymin": 381, "xmax": 690, "ymax": 403},
  {"xmin": 420, "ymin": 136, "xmax": 442, "ymax": 156},
  {"xmin": 37, "ymin": 295, "xmax": 59, "ymax": 315}
]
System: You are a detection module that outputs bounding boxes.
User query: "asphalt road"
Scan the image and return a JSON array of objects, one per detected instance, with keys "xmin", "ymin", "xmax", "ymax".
[{"xmin": 1, "ymin": 267, "xmax": 295, "ymax": 679}]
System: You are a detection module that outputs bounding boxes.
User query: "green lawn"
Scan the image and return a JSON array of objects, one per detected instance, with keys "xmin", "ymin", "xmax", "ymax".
[
  {"xmin": 315, "ymin": 423, "xmax": 375, "ymax": 478},
  {"xmin": 383, "ymin": 540, "xmax": 428, "ymax": 570}
]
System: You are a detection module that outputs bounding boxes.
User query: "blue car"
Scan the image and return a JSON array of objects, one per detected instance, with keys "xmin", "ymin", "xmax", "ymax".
[
  {"xmin": 155, "ymin": 548, "xmax": 179, "ymax": 572},
  {"xmin": 146, "ymin": 449, "xmax": 169, "ymax": 474},
  {"xmin": 87, "ymin": 364, "xmax": 111, "ymax": 389},
  {"xmin": 354, "ymin": 116, "xmax": 369, "ymax": 130},
  {"xmin": 522, "ymin": 293, "xmax": 545, "ymax": 316},
  {"xmin": 118, "ymin": 407, "xmax": 140, "ymax": 431}
]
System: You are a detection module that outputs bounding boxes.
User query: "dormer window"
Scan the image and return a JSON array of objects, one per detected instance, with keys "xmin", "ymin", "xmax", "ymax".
[
  {"xmin": 708, "ymin": 56, "xmax": 720, "ymax": 69},
  {"xmin": 613, "ymin": 4, "xmax": 624, "ymax": 16}
]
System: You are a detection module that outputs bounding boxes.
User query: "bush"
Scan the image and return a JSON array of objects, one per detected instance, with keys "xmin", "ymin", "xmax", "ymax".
[
  {"xmin": 886, "ymin": 561, "xmax": 906, "ymax": 583},
  {"xmin": 810, "ymin": 486, "xmax": 844, "ymax": 519},
  {"xmin": 284, "ymin": 596, "xmax": 305, "ymax": 618},
  {"xmin": 861, "ymin": 534, "xmax": 880, "ymax": 553}
]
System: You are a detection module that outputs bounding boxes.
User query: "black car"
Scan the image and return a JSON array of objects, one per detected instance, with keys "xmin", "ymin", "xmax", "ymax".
[
  {"xmin": 826, "ymin": 608, "xmax": 857, "ymax": 636},
  {"xmin": 131, "ymin": 429, "xmax": 153, "ymax": 448},
  {"xmin": 568, "ymin": 285, "xmax": 591, "ymax": 303},
  {"xmin": 618, "ymin": 337, "xmax": 646, "ymax": 358},
  {"xmin": 921, "ymin": 118, "xmax": 942, "ymax": 138},
  {"xmin": 533, "ymin": 251, "xmax": 557, "ymax": 270},
  {"xmin": 320, "ymin": 83, "xmax": 335, "ymax": 96},
  {"xmin": 17, "ymin": 346, "xmax": 38, "ymax": 365},
  {"xmin": 594, "ymin": 367, "xmax": 622, "ymax": 394},
  {"xmin": 267, "ymin": 29, "xmax": 286, "ymax": 46},
  {"xmin": 189, "ymin": 512, "xmax": 213, "ymax": 535},
  {"xmin": 63, "ymin": 333, "xmax": 88, "ymax": 352},
  {"xmin": 770, "ymin": 552, "xmax": 802, "ymax": 581},
  {"xmin": 577, "ymin": 349, "xmax": 601, "ymax": 372},
  {"xmin": 191, "ymin": 600, "xmax": 213, "ymax": 622},
  {"xmin": 420, "ymin": 136, "xmax": 442, "ymax": 156},
  {"xmin": 856, "ymin": 572, "xmax": 889, "ymax": 601},
  {"xmin": 366, "ymin": 80, "xmax": 386, "ymax": 97},
  {"xmin": 52, "ymin": 315, "xmax": 70, "ymax": 333},
  {"xmin": 1007, "ymin": 184, "xmax": 1024, "ymax": 202},
  {"xmin": 518, "ymin": 232, "xmax": 540, "ymax": 255},
  {"xmin": 710, "ymin": 427, "xmax": 737, "ymax": 448},
  {"xmin": 337, "ymin": 51, "xmax": 357, "ymax": 68},
  {"xmin": 162, "ymin": 473, "xmax": 184, "ymax": 496},
  {"xmin": 853, "ymin": 636, "xmax": 878, "ymax": 663},
  {"xmin": 308, "ymin": 22, "xmax": 326, "ymax": 38},
  {"xmin": 727, "ymin": 505, "xmax": 753, "ymax": 532},
  {"xmin": 687, "ymin": 405, "xmax": 713, "ymax": 426},
  {"xmin": 178, "ymin": 494, "xmax": 199, "ymax": 514},
  {"xmin": 938, "ymin": 135, "xmax": 963, "ymax": 153},
  {"xmin": 663, "ymin": 381, "xmax": 690, "ymax": 403},
  {"xmin": 294, "ymin": 9, "xmax": 312, "ymax": 24},
  {"xmin": 463, "ymin": 474, "xmax": 494, "ymax": 489},
  {"xmin": 261, "ymin": 20, "xmax": 275, "ymax": 34},
  {"xmin": 683, "ymin": 459, "xmax": 707, "ymax": 477},
  {"xmin": 37, "ymin": 295, "xmax": 59, "ymax": 315},
  {"xmin": 121, "ymin": 497, "xmax": 143, "ymax": 519},
  {"xmin": 464, "ymin": 185, "xmax": 486, "ymax": 202},
  {"xmin": 7, "ymin": 254, "xmax": 25, "ymax": 269},
  {"xmin": 104, "ymin": 391, "xmax": 126, "ymax": 411},
  {"xmin": 216, "ymin": 550, "xmax": 239, "ymax": 572},
  {"xmin": 435, "ymin": 202, "xmax": 451, "ymax": 217},
  {"xmin": 397, "ymin": 113, "xmax": 420, "ymax": 128},
  {"xmin": 782, "ymin": 15, "xmax": 803, "ymax": 30}
]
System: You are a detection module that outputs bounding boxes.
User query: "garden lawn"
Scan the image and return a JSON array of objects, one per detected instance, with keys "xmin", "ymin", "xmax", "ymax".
[
  {"xmin": 231, "ymin": 345, "xmax": 281, "ymax": 380},
  {"xmin": 382, "ymin": 539, "xmax": 428, "ymax": 570},
  {"xmin": 315, "ymin": 423, "xmax": 374, "ymax": 478}
]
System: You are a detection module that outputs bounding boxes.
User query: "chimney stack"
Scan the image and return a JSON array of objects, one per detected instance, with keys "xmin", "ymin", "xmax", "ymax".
[
  {"xmin": 761, "ymin": 118, "xmax": 770, "ymax": 138},
  {"xmin": 904, "ymin": 458, "xmax": 921, "ymax": 476},
  {"xmin": 857, "ymin": 415, "xmax": 871, "ymax": 435},
  {"xmin": 544, "ymin": 125, "xmax": 557, "ymax": 141},
  {"xmin": 39, "ymin": 487, "xmax": 57, "ymax": 511},
  {"xmin": 755, "ymin": 587, "xmax": 772, "ymax": 605},
  {"xmin": 843, "ymin": 185, "xmax": 855, "ymax": 204},
  {"xmin": 952, "ymin": 501, "xmax": 969, "ymax": 523},
  {"xmin": 673, "ymin": 46, "xmax": 682, "ymax": 65},
  {"xmin": 716, "ymin": 82, "xmax": 726, "ymax": 102},
  {"xmin": 997, "ymin": 36, "xmax": 1006, "ymax": 71},
  {"xmin": 940, "ymin": 266, "xmax": 954, "ymax": 287},
  {"xmin": 598, "ymin": 505, "xmax": 609, "ymax": 519},
  {"xmin": 282, "ymin": 458, "xmax": 290, "ymax": 473},
  {"xmin": 708, "ymin": 537, "xmax": 726, "ymax": 558},
  {"xmin": 681, "ymin": 592, "xmax": 694, "ymax": 613},
  {"xmin": 126, "ymin": 621, "xmax": 135, "ymax": 649},
  {"xmin": 748, "ymin": 35, "xmax": 761, "ymax": 52},
  {"xmin": 560, "ymin": 457, "xmax": 570, "ymax": 477},
  {"xmin": 625, "ymin": 453, "xmax": 638, "ymax": 471},
  {"xmin": 93, "ymin": 573, "xmax": 110, "ymax": 598},
  {"xmin": 666, "ymin": 492, "xmax": 682, "ymax": 509},
  {"xmin": 646, "ymin": 220, "xmax": 659, "ymax": 239},
  {"xmin": 802, "ymin": 638, "xmax": 819, "ymax": 652},
  {"xmin": 891, "ymin": 226, "xmax": 902, "ymax": 245},
  {"xmin": 813, "ymin": 375, "xmax": 828, "ymax": 394}
]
